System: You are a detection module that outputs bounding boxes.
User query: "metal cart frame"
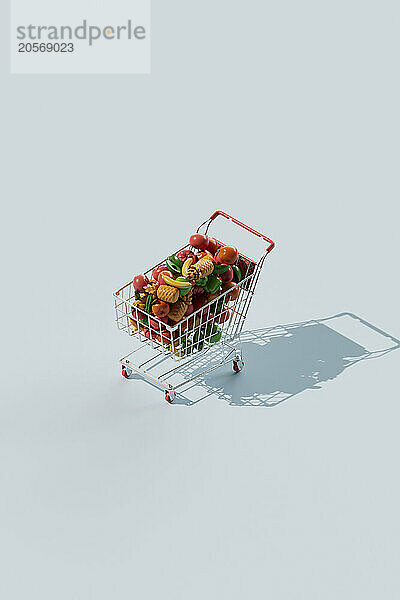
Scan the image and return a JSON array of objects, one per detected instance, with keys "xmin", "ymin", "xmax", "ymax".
[{"xmin": 113, "ymin": 211, "xmax": 275, "ymax": 402}]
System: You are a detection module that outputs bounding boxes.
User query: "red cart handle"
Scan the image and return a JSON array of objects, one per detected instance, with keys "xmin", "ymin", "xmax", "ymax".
[{"xmin": 210, "ymin": 210, "xmax": 275, "ymax": 252}]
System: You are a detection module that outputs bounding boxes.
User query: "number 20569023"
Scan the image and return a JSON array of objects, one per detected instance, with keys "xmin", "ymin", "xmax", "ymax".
[{"xmin": 18, "ymin": 42, "xmax": 74, "ymax": 53}]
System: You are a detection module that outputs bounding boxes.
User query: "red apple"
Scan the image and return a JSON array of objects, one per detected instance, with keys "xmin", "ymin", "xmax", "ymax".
[
  {"xmin": 152, "ymin": 264, "xmax": 167, "ymax": 281},
  {"xmin": 219, "ymin": 266, "xmax": 234, "ymax": 283},
  {"xmin": 133, "ymin": 274, "xmax": 149, "ymax": 291},
  {"xmin": 189, "ymin": 233, "xmax": 209, "ymax": 250},
  {"xmin": 206, "ymin": 237, "xmax": 220, "ymax": 255}
]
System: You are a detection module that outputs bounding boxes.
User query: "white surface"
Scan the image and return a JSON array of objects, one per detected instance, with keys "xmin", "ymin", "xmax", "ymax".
[{"xmin": 2, "ymin": 1, "xmax": 400, "ymax": 598}]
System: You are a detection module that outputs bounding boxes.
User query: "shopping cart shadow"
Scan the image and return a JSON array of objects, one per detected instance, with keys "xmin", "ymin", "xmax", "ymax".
[{"xmin": 170, "ymin": 312, "xmax": 400, "ymax": 406}]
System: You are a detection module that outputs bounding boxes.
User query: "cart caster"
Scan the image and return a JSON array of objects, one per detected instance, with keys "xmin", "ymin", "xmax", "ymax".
[
  {"xmin": 165, "ymin": 390, "xmax": 176, "ymax": 403},
  {"xmin": 232, "ymin": 355, "xmax": 244, "ymax": 373},
  {"xmin": 121, "ymin": 365, "xmax": 132, "ymax": 379}
]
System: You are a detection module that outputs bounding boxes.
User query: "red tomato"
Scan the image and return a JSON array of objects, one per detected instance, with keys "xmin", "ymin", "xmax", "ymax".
[
  {"xmin": 222, "ymin": 282, "xmax": 240, "ymax": 301},
  {"xmin": 216, "ymin": 246, "xmax": 238, "ymax": 265},
  {"xmin": 219, "ymin": 266, "xmax": 233, "ymax": 283},
  {"xmin": 176, "ymin": 249, "xmax": 196, "ymax": 262},
  {"xmin": 152, "ymin": 301, "xmax": 170, "ymax": 318},
  {"xmin": 133, "ymin": 274, "xmax": 149, "ymax": 291},
  {"xmin": 189, "ymin": 233, "xmax": 209, "ymax": 250},
  {"xmin": 152, "ymin": 264, "xmax": 167, "ymax": 281},
  {"xmin": 206, "ymin": 237, "xmax": 220, "ymax": 255},
  {"xmin": 158, "ymin": 270, "xmax": 174, "ymax": 285}
]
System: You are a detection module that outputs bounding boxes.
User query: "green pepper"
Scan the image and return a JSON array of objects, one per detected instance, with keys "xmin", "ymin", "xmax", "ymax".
[
  {"xmin": 204, "ymin": 274, "xmax": 222, "ymax": 294},
  {"xmin": 204, "ymin": 323, "xmax": 222, "ymax": 344},
  {"xmin": 192, "ymin": 328, "xmax": 205, "ymax": 351},
  {"xmin": 214, "ymin": 264, "xmax": 230, "ymax": 274},
  {"xmin": 145, "ymin": 293, "xmax": 153, "ymax": 314},
  {"xmin": 166, "ymin": 256, "xmax": 182, "ymax": 275},
  {"xmin": 197, "ymin": 277, "xmax": 208, "ymax": 287},
  {"xmin": 176, "ymin": 277, "xmax": 192, "ymax": 297},
  {"xmin": 210, "ymin": 326, "xmax": 222, "ymax": 344},
  {"xmin": 232, "ymin": 265, "xmax": 242, "ymax": 283}
]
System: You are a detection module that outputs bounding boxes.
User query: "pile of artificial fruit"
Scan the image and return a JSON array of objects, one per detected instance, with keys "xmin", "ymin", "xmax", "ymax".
[{"xmin": 130, "ymin": 233, "xmax": 251, "ymax": 352}]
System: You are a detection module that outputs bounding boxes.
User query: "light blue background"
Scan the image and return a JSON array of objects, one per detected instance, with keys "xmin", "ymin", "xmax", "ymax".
[{"xmin": 2, "ymin": 1, "xmax": 400, "ymax": 598}]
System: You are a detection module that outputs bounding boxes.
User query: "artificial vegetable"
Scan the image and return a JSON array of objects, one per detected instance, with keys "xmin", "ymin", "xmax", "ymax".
[
  {"xmin": 219, "ymin": 266, "xmax": 233, "ymax": 283},
  {"xmin": 182, "ymin": 258, "xmax": 193, "ymax": 278},
  {"xmin": 158, "ymin": 270, "xmax": 174, "ymax": 285},
  {"xmin": 127, "ymin": 230, "xmax": 247, "ymax": 352},
  {"xmin": 166, "ymin": 254, "xmax": 183, "ymax": 275},
  {"xmin": 197, "ymin": 277, "xmax": 208, "ymax": 287},
  {"xmin": 133, "ymin": 274, "xmax": 149, "ymax": 291},
  {"xmin": 222, "ymin": 281, "xmax": 240, "ymax": 301},
  {"xmin": 215, "ymin": 245, "xmax": 238, "ymax": 265},
  {"xmin": 187, "ymin": 256, "xmax": 215, "ymax": 284},
  {"xmin": 157, "ymin": 285, "xmax": 179, "ymax": 303},
  {"xmin": 189, "ymin": 233, "xmax": 209, "ymax": 249},
  {"xmin": 161, "ymin": 273, "xmax": 191, "ymax": 289},
  {"xmin": 152, "ymin": 301, "xmax": 170, "ymax": 318},
  {"xmin": 145, "ymin": 293, "xmax": 153, "ymax": 314},
  {"xmin": 232, "ymin": 265, "xmax": 242, "ymax": 283},
  {"xmin": 206, "ymin": 237, "xmax": 220, "ymax": 255},
  {"xmin": 152, "ymin": 264, "xmax": 167, "ymax": 281},
  {"xmin": 168, "ymin": 300, "xmax": 188, "ymax": 322},
  {"xmin": 214, "ymin": 264, "xmax": 230, "ymax": 274},
  {"xmin": 204, "ymin": 274, "xmax": 222, "ymax": 294},
  {"xmin": 176, "ymin": 249, "xmax": 195, "ymax": 262},
  {"xmin": 209, "ymin": 325, "xmax": 222, "ymax": 344},
  {"xmin": 165, "ymin": 259, "xmax": 180, "ymax": 276},
  {"xmin": 176, "ymin": 276, "xmax": 193, "ymax": 296}
]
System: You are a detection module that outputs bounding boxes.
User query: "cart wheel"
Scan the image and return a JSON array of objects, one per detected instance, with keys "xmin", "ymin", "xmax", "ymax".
[
  {"xmin": 121, "ymin": 365, "xmax": 132, "ymax": 379},
  {"xmin": 232, "ymin": 357, "xmax": 244, "ymax": 373},
  {"xmin": 165, "ymin": 390, "xmax": 176, "ymax": 403}
]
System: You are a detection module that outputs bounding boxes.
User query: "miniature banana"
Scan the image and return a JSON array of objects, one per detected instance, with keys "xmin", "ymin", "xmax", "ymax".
[
  {"xmin": 161, "ymin": 274, "xmax": 191, "ymax": 289},
  {"xmin": 182, "ymin": 258, "xmax": 193, "ymax": 278}
]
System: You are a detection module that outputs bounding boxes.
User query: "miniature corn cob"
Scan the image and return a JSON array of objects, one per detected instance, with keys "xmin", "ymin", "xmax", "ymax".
[
  {"xmin": 168, "ymin": 300, "xmax": 187, "ymax": 322},
  {"xmin": 187, "ymin": 256, "xmax": 215, "ymax": 284},
  {"xmin": 144, "ymin": 280, "xmax": 159, "ymax": 295},
  {"xmin": 157, "ymin": 285, "xmax": 179, "ymax": 304}
]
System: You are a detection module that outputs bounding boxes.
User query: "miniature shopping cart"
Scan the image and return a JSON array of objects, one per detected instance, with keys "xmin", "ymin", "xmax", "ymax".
[{"xmin": 113, "ymin": 211, "xmax": 275, "ymax": 403}]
